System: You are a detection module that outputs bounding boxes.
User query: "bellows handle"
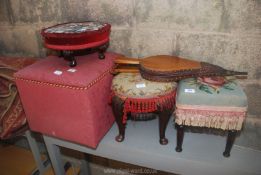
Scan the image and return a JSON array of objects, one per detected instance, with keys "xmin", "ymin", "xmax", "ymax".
[{"xmin": 114, "ymin": 56, "xmax": 140, "ymax": 65}]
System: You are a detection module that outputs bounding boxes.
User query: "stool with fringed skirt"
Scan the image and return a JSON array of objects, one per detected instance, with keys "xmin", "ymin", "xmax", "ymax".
[
  {"xmin": 174, "ymin": 77, "xmax": 247, "ymax": 157},
  {"xmin": 111, "ymin": 73, "xmax": 177, "ymax": 145}
]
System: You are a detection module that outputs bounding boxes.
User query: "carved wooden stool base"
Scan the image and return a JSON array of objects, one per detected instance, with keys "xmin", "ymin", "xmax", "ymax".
[
  {"xmin": 60, "ymin": 42, "xmax": 109, "ymax": 67},
  {"xmin": 111, "ymin": 73, "xmax": 177, "ymax": 145},
  {"xmin": 112, "ymin": 96, "xmax": 173, "ymax": 145},
  {"xmin": 175, "ymin": 124, "xmax": 237, "ymax": 157}
]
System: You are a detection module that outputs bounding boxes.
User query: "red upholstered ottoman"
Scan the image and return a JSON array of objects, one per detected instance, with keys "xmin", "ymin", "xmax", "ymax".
[{"xmin": 14, "ymin": 52, "xmax": 118, "ymax": 148}]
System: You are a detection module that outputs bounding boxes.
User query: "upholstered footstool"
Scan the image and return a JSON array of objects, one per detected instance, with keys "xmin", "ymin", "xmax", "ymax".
[
  {"xmin": 174, "ymin": 77, "xmax": 247, "ymax": 157},
  {"xmin": 41, "ymin": 21, "xmax": 111, "ymax": 67},
  {"xmin": 111, "ymin": 73, "xmax": 177, "ymax": 145},
  {"xmin": 15, "ymin": 53, "xmax": 118, "ymax": 148}
]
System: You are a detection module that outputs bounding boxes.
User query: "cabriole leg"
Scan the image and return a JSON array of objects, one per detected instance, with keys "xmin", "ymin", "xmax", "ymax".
[
  {"xmin": 158, "ymin": 109, "xmax": 172, "ymax": 145},
  {"xmin": 98, "ymin": 42, "xmax": 109, "ymax": 59},
  {"xmin": 223, "ymin": 130, "xmax": 237, "ymax": 157},
  {"xmin": 112, "ymin": 96, "xmax": 126, "ymax": 142},
  {"xmin": 63, "ymin": 50, "xmax": 77, "ymax": 67},
  {"xmin": 176, "ymin": 124, "xmax": 184, "ymax": 152}
]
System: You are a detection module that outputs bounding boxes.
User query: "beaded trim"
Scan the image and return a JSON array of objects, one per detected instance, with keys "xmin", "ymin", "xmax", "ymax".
[{"xmin": 15, "ymin": 67, "xmax": 114, "ymax": 91}]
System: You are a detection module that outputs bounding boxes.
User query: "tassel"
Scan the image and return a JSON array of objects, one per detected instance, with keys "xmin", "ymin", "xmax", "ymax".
[{"xmin": 137, "ymin": 101, "xmax": 141, "ymax": 113}]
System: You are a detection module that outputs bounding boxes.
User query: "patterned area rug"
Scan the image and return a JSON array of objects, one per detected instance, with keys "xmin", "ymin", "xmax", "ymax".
[{"xmin": 0, "ymin": 57, "xmax": 36, "ymax": 139}]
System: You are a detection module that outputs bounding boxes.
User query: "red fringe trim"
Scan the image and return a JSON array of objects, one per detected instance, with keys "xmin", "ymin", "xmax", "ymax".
[{"xmin": 114, "ymin": 90, "xmax": 176, "ymax": 124}]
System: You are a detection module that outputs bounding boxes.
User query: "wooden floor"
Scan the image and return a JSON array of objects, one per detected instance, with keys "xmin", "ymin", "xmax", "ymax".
[
  {"xmin": 45, "ymin": 166, "xmax": 80, "ymax": 175},
  {"xmin": 0, "ymin": 144, "xmax": 79, "ymax": 175}
]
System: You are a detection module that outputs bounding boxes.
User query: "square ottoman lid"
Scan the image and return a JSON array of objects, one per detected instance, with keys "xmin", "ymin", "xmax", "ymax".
[{"xmin": 14, "ymin": 53, "xmax": 117, "ymax": 88}]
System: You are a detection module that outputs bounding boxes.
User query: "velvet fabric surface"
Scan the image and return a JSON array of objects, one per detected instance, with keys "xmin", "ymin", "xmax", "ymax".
[{"xmin": 15, "ymin": 53, "xmax": 118, "ymax": 148}]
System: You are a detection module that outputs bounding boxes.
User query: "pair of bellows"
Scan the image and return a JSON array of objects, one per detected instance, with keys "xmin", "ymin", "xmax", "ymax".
[{"xmin": 113, "ymin": 55, "xmax": 247, "ymax": 82}]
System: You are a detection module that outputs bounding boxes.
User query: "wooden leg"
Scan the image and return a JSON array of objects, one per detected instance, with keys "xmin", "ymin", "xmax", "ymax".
[
  {"xmin": 63, "ymin": 50, "xmax": 77, "ymax": 67},
  {"xmin": 112, "ymin": 96, "xmax": 126, "ymax": 142},
  {"xmin": 223, "ymin": 130, "xmax": 237, "ymax": 157},
  {"xmin": 175, "ymin": 124, "xmax": 184, "ymax": 152},
  {"xmin": 98, "ymin": 42, "xmax": 109, "ymax": 59},
  {"xmin": 158, "ymin": 109, "xmax": 172, "ymax": 145}
]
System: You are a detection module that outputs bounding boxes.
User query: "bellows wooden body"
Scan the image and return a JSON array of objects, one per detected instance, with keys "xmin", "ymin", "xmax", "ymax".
[{"xmin": 113, "ymin": 55, "xmax": 247, "ymax": 82}]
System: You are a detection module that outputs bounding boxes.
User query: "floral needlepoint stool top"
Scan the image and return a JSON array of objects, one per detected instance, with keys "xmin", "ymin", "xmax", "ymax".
[
  {"xmin": 111, "ymin": 73, "xmax": 177, "ymax": 144},
  {"xmin": 175, "ymin": 76, "xmax": 247, "ymax": 130},
  {"xmin": 41, "ymin": 21, "xmax": 111, "ymax": 67}
]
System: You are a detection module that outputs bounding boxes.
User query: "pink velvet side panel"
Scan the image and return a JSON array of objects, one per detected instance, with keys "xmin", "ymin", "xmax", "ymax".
[{"xmin": 84, "ymin": 73, "xmax": 115, "ymax": 145}]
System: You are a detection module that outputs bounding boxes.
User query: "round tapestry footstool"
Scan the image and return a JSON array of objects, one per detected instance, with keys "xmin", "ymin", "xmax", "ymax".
[
  {"xmin": 174, "ymin": 76, "xmax": 247, "ymax": 157},
  {"xmin": 41, "ymin": 21, "xmax": 111, "ymax": 67},
  {"xmin": 111, "ymin": 73, "xmax": 177, "ymax": 144}
]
